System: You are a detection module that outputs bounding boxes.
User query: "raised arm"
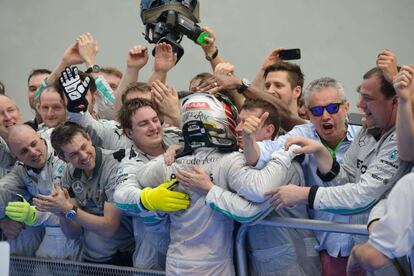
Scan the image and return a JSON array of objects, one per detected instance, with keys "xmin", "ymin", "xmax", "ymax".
[
  {"xmin": 115, "ymin": 45, "xmax": 149, "ymax": 112},
  {"xmin": 252, "ymin": 47, "xmax": 283, "ymax": 90},
  {"xmin": 147, "ymin": 43, "xmax": 177, "ymax": 85},
  {"xmin": 393, "ymin": 65, "xmax": 414, "ymax": 161},
  {"xmin": 35, "ymin": 35, "xmax": 85, "ymax": 102}
]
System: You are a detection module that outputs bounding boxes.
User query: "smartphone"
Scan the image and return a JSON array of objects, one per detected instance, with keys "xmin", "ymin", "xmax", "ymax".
[
  {"xmin": 348, "ymin": 113, "xmax": 364, "ymax": 126},
  {"xmin": 278, "ymin": 48, "xmax": 301, "ymax": 60}
]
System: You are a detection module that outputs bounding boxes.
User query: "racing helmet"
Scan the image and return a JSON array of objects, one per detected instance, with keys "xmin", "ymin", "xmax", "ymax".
[{"xmin": 178, "ymin": 92, "xmax": 238, "ymax": 155}]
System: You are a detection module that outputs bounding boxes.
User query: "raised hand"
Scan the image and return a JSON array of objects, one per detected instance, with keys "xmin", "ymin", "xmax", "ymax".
[
  {"xmin": 198, "ymin": 26, "xmax": 217, "ymax": 54},
  {"xmin": 376, "ymin": 49, "xmax": 398, "ymax": 83},
  {"xmin": 393, "ymin": 65, "xmax": 414, "ymax": 103},
  {"xmin": 260, "ymin": 47, "xmax": 284, "ymax": 70},
  {"xmin": 59, "ymin": 66, "xmax": 90, "ymax": 112},
  {"xmin": 151, "ymin": 80, "xmax": 180, "ymax": 124},
  {"xmin": 127, "ymin": 45, "xmax": 149, "ymax": 69},
  {"xmin": 243, "ymin": 112, "xmax": 269, "ymax": 138},
  {"xmin": 61, "ymin": 41, "xmax": 83, "ymax": 66},
  {"xmin": 77, "ymin": 32, "xmax": 99, "ymax": 67},
  {"xmin": 154, "ymin": 43, "xmax": 177, "ymax": 73}
]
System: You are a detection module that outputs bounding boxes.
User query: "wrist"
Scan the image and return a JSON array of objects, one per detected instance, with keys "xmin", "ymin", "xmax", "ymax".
[
  {"xmin": 203, "ymin": 45, "xmax": 216, "ymax": 55},
  {"xmin": 84, "ymin": 59, "xmax": 96, "ymax": 68},
  {"xmin": 205, "ymin": 47, "xmax": 219, "ymax": 61}
]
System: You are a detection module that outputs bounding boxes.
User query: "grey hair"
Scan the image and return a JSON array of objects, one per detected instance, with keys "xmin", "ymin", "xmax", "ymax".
[{"xmin": 303, "ymin": 77, "xmax": 346, "ymax": 107}]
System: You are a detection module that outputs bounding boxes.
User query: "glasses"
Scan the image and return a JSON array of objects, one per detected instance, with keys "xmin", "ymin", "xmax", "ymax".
[{"xmin": 309, "ymin": 101, "xmax": 345, "ymax": 117}]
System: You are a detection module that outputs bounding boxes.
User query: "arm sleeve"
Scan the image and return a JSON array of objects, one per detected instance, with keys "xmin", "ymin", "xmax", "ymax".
[
  {"xmin": 232, "ymin": 148, "xmax": 299, "ymax": 203},
  {"xmin": 67, "ymin": 111, "xmax": 126, "ymax": 150},
  {"xmin": 94, "ymin": 76, "xmax": 116, "ymax": 119},
  {"xmin": 113, "ymin": 158, "xmax": 146, "ymax": 213},
  {"xmin": 368, "ymin": 173, "xmax": 414, "ymax": 259},
  {"xmin": 254, "ymin": 130, "xmax": 294, "ymax": 169},
  {"xmin": 0, "ymin": 167, "xmax": 28, "ymax": 219},
  {"xmin": 205, "ymin": 185, "xmax": 271, "ymax": 223},
  {"xmin": 0, "ymin": 137, "xmax": 16, "ymax": 170},
  {"xmin": 33, "ymin": 211, "xmax": 60, "ymax": 227},
  {"xmin": 313, "ymin": 138, "xmax": 400, "ymax": 214}
]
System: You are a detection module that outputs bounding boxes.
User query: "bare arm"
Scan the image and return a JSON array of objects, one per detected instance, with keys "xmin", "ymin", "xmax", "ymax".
[
  {"xmin": 197, "ymin": 26, "xmax": 225, "ymax": 71},
  {"xmin": 252, "ymin": 47, "xmax": 283, "ymax": 90},
  {"xmin": 34, "ymin": 185, "xmax": 121, "ymax": 238},
  {"xmin": 394, "ymin": 65, "xmax": 414, "ymax": 161},
  {"xmin": 114, "ymin": 45, "xmax": 149, "ymax": 112},
  {"xmin": 147, "ymin": 43, "xmax": 177, "ymax": 85},
  {"xmin": 347, "ymin": 243, "xmax": 390, "ymax": 274}
]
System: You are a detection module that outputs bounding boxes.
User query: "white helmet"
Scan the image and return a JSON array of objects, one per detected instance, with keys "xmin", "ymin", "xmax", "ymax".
[{"xmin": 179, "ymin": 92, "xmax": 238, "ymax": 154}]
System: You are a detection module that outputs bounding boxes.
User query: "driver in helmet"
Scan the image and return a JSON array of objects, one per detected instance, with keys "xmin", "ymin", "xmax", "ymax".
[{"xmin": 127, "ymin": 92, "xmax": 304, "ymax": 275}]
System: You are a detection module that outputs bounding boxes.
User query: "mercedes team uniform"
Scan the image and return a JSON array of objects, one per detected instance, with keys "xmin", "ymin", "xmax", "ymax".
[{"xmin": 61, "ymin": 147, "xmax": 135, "ymax": 264}]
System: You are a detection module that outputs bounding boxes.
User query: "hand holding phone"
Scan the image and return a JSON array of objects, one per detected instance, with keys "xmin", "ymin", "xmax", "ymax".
[{"xmin": 278, "ymin": 48, "xmax": 301, "ymax": 60}]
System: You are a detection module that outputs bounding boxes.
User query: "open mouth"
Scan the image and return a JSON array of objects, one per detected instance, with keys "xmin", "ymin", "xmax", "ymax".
[{"xmin": 322, "ymin": 122, "xmax": 334, "ymax": 130}]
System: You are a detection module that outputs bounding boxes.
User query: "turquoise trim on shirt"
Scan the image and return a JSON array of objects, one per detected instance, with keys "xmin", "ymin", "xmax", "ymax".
[{"xmin": 208, "ymin": 202, "xmax": 263, "ymax": 223}]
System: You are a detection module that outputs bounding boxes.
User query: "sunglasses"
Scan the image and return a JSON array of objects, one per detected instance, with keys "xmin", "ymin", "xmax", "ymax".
[{"xmin": 309, "ymin": 101, "xmax": 345, "ymax": 117}]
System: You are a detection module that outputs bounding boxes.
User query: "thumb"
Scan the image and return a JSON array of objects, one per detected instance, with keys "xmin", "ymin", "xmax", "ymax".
[
  {"xmin": 259, "ymin": 112, "xmax": 269, "ymax": 125},
  {"xmin": 264, "ymin": 187, "xmax": 279, "ymax": 196},
  {"xmin": 171, "ymin": 87, "xmax": 178, "ymax": 97},
  {"xmin": 16, "ymin": 194, "xmax": 28, "ymax": 204},
  {"xmin": 160, "ymin": 179, "xmax": 177, "ymax": 189},
  {"xmin": 82, "ymin": 76, "xmax": 91, "ymax": 93}
]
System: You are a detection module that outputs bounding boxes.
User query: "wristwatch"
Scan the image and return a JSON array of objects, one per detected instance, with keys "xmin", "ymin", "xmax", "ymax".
[
  {"xmin": 85, "ymin": 64, "xmax": 100, "ymax": 74},
  {"xmin": 65, "ymin": 205, "xmax": 78, "ymax": 221},
  {"xmin": 205, "ymin": 47, "xmax": 219, "ymax": 61},
  {"xmin": 237, "ymin": 78, "xmax": 251, "ymax": 94}
]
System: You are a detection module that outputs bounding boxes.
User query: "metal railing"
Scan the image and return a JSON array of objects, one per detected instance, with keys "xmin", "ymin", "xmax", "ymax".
[
  {"xmin": 235, "ymin": 217, "xmax": 369, "ymax": 276},
  {"xmin": 9, "ymin": 256, "xmax": 165, "ymax": 276}
]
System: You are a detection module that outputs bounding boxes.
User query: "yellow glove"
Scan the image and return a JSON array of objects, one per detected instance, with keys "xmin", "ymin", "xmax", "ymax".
[
  {"xmin": 5, "ymin": 194, "xmax": 39, "ymax": 226},
  {"xmin": 140, "ymin": 179, "xmax": 190, "ymax": 212}
]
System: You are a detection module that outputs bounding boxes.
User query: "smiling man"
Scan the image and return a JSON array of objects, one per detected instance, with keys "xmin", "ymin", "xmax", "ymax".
[
  {"xmin": 37, "ymin": 85, "xmax": 67, "ymax": 131},
  {"xmin": 0, "ymin": 124, "xmax": 79, "ymax": 260},
  {"xmin": 35, "ymin": 122, "xmax": 135, "ymax": 266}
]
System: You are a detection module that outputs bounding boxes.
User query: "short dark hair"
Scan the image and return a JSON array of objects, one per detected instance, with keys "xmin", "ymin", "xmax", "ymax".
[
  {"xmin": 264, "ymin": 61, "xmax": 305, "ymax": 89},
  {"xmin": 51, "ymin": 122, "xmax": 89, "ymax": 157},
  {"xmin": 0, "ymin": 81, "xmax": 5, "ymax": 95},
  {"xmin": 39, "ymin": 84, "xmax": 65, "ymax": 104},
  {"xmin": 27, "ymin": 69, "xmax": 51, "ymax": 84},
  {"xmin": 118, "ymin": 98, "xmax": 157, "ymax": 130},
  {"xmin": 241, "ymin": 98, "xmax": 281, "ymax": 139},
  {"xmin": 189, "ymin": 72, "xmax": 213, "ymax": 86},
  {"xmin": 100, "ymin": 66, "xmax": 123, "ymax": 79},
  {"xmin": 121, "ymin": 82, "xmax": 152, "ymax": 104},
  {"xmin": 363, "ymin": 67, "xmax": 398, "ymax": 99}
]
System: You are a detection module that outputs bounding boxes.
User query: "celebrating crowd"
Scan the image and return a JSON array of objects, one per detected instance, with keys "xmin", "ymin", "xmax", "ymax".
[{"xmin": 0, "ymin": 26, "xmax": 413, "ymax": 276}]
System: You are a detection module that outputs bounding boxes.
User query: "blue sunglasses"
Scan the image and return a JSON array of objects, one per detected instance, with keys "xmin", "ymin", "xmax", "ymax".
[{"xmin": 309, "ymin": 101, "xmax": 345, "ymax": 117}]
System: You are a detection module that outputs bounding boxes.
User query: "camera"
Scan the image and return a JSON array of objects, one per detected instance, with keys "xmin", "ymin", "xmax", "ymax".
[{"xmin": 140, "ymin": 0, "xmax": 207, "ymax": 63}]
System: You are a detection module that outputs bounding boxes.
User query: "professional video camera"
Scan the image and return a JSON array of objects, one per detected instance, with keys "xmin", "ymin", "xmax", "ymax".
[{"xmin": 140, "ymin": 0, "xmax": 208, "ymax": 63}]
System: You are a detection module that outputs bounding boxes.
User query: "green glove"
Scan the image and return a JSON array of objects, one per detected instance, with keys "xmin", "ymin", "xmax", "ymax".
[
  {"xmin": 5, "ymin": 194, "xmax": 39, "ymax": 226},
  {"xmin": 140, "ymin": 179, "xmax": 190, "ymax": 212}
]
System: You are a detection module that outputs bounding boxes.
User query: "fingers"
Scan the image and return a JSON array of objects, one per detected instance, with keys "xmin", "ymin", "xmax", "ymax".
[
  {"xmin": 81, "ymin": 76, "xmax": 91, "ymax": 93},
  {"xmin": 129, "ymin": 45, "xmax": 148, "ymax": 56},
  {"xmin": 155, "ymin": 42, "xmax": 173, "ymax": 56},
  {"xmin": 176, "ymin": 169, "xmax": 194, "ymax": 183}
]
